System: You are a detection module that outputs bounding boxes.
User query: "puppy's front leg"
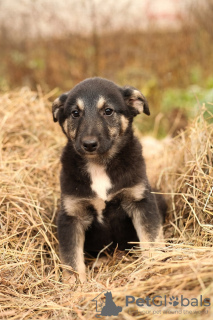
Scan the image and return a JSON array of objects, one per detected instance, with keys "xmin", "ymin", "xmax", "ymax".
[
  {"xmin": 132, "ymin": 208, "xmax": 164, "ymax": 252},
  {"xmin": 124, "ymin": 196, "xmax": 164, "ymax": 256},
  {"xmin": 57, "ymin": 212, "xmax": 87, "ymax": 284}
]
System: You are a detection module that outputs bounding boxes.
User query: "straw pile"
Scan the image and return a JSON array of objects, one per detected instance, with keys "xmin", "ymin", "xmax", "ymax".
[{"xmin": 0, "ymin": 88, "xmax": 212, "ymax": 320}]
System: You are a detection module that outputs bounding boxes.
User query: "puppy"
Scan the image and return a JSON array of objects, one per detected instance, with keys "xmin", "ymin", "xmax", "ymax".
[{"xmin": 52, "ymin": 77, "xmax": 166, "ymax": 283}]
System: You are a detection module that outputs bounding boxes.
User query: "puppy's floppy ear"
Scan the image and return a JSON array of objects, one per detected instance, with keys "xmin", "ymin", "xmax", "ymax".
[
  {"xmin": 121, "ymin": 86, "xmax": 150, "ymax": 116},
  {"xmin": 52, "ymin": 92, "xmax": 69, "ymax": 122}
]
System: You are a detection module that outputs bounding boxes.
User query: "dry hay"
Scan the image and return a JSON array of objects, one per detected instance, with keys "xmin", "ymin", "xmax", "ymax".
[{"xmin": 0, "ymin": 88, "xmax": 212, "ymax": 320}]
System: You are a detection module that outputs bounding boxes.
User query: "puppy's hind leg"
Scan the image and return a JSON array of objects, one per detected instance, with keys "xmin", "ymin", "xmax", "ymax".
[{"xmin": 57, "ymin": 213, "xmax": 87, "ymax": 284}]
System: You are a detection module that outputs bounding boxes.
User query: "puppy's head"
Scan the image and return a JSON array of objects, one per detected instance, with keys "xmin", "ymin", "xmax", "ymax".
[{"xmin": 52, "ymin": 77, "xmax": 149, "ymax": 158}]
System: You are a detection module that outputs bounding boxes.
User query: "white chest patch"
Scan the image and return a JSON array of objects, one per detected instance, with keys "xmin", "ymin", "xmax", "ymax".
[{"xmin": 87, "ymin": 163, "xmax": 112, "ymax": 200}]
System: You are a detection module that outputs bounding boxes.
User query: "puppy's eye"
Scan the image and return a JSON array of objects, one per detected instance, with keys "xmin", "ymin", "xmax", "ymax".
[
  {"xmin": 104, "ymin": 108, "xmax": 114, "ymax": 116},
  {"xmin": 71, "ymin": 110, "xmax": 80, "ymax": 118}
]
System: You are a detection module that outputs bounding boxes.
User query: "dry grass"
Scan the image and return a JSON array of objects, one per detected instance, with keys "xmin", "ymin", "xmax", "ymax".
[{"xmin": 0, "ymin": 89, "xmax": 212, "ymax": 319}]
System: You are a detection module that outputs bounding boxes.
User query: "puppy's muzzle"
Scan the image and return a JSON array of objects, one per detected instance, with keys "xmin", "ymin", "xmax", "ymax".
[{"xmin": 82, "ymin": 137, "xmax": 98, "ymax": 153}]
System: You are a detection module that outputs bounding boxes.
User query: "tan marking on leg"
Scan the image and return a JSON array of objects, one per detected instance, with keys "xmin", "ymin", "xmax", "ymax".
[
  {"xmin": 126, "ymin": 182, "xmax": 146, "ymax": 201},
  {"xmin": 62, "ymin": 195, "xmax": 92, "ymax": 227},
  {"xmin": 108, "ymin": 182, "xmax": 146, "ymax": 202},
  {"xmin": 63, "ymin": 196, "xmax": 84, "ymax": 216},
  {"xmin": 63, "ymin": 194, "xmax": 106, "ymax": 223},
  {"xmin": 61, "ymin": 223, "xmax": 86, "ymax": 284},
  {"xmin": 132, "ymin": 212, "xmax": 165, "ymax": 258},
  {"xmin": 155, "ymin": 226, "xmax": 165, "ymax": 247},
  {"xmin": 76, "ymin": 98, "xmax": 85, "ymax": 111},
  {"xmin": 75, "ymin": 229, "xmax": 86, "ymax": 282},
  {"xmin": 131, "ymin": 210, "xmax": 154, "ymax": 258},
  {"xmin": 62, "ymin": 257, "xmax": 86, "ymax": 284},
  {"xmin": 120, "ymin": 115, "xmax": 129, "ymax": 132},
  {"xmin": 97, "ymin": 96, "xmax": 106, "ymax": 109},
  {"xmin": 132, "ymin": 211, "xmax": 151, "ymax": 249}
]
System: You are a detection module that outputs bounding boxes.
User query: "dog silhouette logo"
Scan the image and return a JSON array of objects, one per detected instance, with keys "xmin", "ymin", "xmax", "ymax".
[{"xmin": 92, "ymin": 291, "xmax": 122, "ymax": 317}]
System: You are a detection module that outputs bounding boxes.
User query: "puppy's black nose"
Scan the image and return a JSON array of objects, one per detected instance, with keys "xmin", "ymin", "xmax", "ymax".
[{"xmin": 82, "ymin": 139, "xmax": 98, "ymax": 152}]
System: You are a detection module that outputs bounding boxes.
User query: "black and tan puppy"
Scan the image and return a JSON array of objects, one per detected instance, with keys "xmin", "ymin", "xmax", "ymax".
[{"xmin": 52, "ymin": 77, "xmax": 166, "ymax": 283}]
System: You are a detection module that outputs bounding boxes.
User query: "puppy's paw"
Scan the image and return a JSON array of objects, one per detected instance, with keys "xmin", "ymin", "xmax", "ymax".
[
  {"xmin": 78, "ymin": 271, "xmax": 87, "ymax": 283},
  {"xmin": 142, "ymin": 247, "xmax": 165, "ymax": 260},
  {"xmin": 63, "ymin": 270, "xmax": 77, "ymax": 285},
  {"xmin": 63, "ymin": 270, "xmax": 87, "ymax": 285}
]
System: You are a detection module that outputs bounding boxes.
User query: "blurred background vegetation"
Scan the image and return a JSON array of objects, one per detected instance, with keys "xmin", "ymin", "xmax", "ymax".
[{"xmin": 0, "ymin": 0, "xmax": 213, "ymax": 137}]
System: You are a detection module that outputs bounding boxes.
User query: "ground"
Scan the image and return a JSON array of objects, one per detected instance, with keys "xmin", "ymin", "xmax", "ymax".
[{"xmin": 0, "ymin": 88, "xmax": 212, "ymax": 319}]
